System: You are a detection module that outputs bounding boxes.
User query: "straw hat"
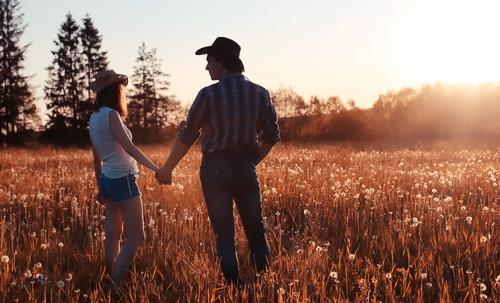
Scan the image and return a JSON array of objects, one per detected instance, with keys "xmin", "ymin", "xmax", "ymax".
[{"xmin": 89, "ymin": 70, "xmax": 128, "ymax": 92}]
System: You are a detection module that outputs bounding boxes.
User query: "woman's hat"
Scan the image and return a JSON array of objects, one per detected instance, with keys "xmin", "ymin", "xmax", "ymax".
[
  {"xmin": 195, "ymin": 37, "xmax": 241, "ymax": 61},
  {"xmin": 89, "ymin": 70, "xmax": 128, "ymax": 92}
]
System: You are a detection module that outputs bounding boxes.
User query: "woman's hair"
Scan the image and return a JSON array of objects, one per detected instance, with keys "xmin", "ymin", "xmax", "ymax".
[
  {"xmin": 93, "ymin": 82, "xmax": 127, "ymax": 118},
  {"xmin": 208, "ymin": 50, "xmax": 245, "ymax": 73}
]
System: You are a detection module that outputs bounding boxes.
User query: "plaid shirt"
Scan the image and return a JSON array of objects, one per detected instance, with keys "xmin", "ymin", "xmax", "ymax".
[{"xmin": 178, "ymin": 73, "xmax": 280, "ymax": 154}]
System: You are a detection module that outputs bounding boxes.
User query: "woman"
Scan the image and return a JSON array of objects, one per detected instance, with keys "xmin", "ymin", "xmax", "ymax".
[{"xmin": 89, "ymin": 70, "xmax": 158, "ymax": 291}]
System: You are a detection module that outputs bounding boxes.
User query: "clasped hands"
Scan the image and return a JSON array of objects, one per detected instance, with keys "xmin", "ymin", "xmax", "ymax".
[{"xmin": 155, "ymin": 166, "xmax": 172, "ymax": 185}]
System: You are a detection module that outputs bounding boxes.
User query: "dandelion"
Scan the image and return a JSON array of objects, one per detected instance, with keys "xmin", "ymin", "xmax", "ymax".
[
  {"xmin": 277, "ymin": 288, "xmax": 285, "ymax": 295},
  {"xmin": 480, "ymin": 283, "xmax": 487, "ymax": 291},
  {"xmin": 57, "ymin": 281, "xmax": 65, "ymax": 288},
  {"xmin": 1, "ymin": 255, "xmax": 9, "ymax": 263},
  {"xmin": 40, "ymin": 244, "xmax": 47, "ymax": 249},
  {"xmin": 385, "ymin": 273, "xmax": 392, "ymax": 279},
  {"xmin": 58, "ymin": 242, "xmax": 64, "ymax": 248},
  {"xmin": 421, "ymin": 273, "xmax": 427, "ymax": 279},
  {"xmin": 329, "ymin": 271, "xmax": 338, "ymax": 279},
  {"xmin": 66, "ymin": 273, "xmax": 73, "ymax": 281},
  {"xmin": 466, "ymin": 216, "xmax": 473, "ymax": 224},
  {"xmin": 349, "ymin": 254, "xmax": 356, "ymax": 261},
  {"xmin": 304, "ymin": 209, "xmax": 311, "ymax": 215},
  {"xmin": 481, "ymin": 236, "xmax": 487, "ymax": 243},
  {"xmin": 480, "ymin": 294, "xmax": 488, "ymax": 300},
  {"xmin": 461, "ymin": 206, "xmax": 467, "ymax": 211},
  {"xmin": 34, "ymin": 262, "xmax": 42, "ymax": 268}
]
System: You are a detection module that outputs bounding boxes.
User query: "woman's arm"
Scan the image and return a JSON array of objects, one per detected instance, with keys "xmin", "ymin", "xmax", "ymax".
[
  {"xmin": 108, "ymin": 110, "xmax": 159, "ymax": 172},
  {"xmin": 91, "ymin": 141, "xmax": 105, "ymax": 204}
]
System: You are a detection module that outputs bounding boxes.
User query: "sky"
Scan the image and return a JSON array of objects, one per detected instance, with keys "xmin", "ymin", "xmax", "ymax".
[{"xmin": 19, "ymin": 0, "xmax": 500, "ymax": 116}]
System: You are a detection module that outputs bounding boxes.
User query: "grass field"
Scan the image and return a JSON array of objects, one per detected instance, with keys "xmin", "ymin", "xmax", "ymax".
[{"xmin": 1, "ymin": 141, "xmax": 500, "ymax": 302}]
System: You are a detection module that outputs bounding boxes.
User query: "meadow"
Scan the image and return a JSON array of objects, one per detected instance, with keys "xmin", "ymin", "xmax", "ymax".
[{"xmin": 0, "ymin": 141, "xmax": 500, "ymax": 302}]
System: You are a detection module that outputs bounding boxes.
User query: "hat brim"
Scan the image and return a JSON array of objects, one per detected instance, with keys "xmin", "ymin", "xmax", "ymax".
[
  {"xmin": 89, "ymin": 74, "xmax": 128, "ymax": 93},
  {"xmin": 195, "ymin": 46, "xmax": 240, "ymax": 61}
]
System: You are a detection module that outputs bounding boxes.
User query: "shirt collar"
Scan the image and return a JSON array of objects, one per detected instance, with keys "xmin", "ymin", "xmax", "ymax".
[{"xmin": 220, "ymin": 72, "xmax": 243, "ymax": 81}]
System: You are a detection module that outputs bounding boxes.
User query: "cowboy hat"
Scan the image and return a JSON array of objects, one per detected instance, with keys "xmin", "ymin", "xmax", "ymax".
[
  {"xmin": 89, "ymin": 70, "xmax": 128, "ymax": 93},
  {"xmin": 195, "ymin": 37, "xmax": 242, "ymax": 61}
]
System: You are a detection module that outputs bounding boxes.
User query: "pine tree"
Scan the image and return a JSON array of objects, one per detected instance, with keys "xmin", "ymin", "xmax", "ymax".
[
  {"xmin": 129, "ymin": 43, "xmax": 177, "ymax": 143},
  {"xmin": 128, "ymin": 43, "xmax": 152, "ymax": 133},
  {"xmin": 80, "ymin": 14, "xmax": 107, "ymax": 122},
  {"xmin": 0, "ymin": 0, "xmax": 37, "ymax": 146},
  {"xmin": 43, "ymin": 13, "xmax": 85, "ymax": 145}
]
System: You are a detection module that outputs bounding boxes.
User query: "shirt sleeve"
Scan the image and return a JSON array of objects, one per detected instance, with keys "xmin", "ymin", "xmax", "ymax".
[
  {"xmin": 259, "ymin": 91, "xmax": 281, "ymax": 144},
  {"xmin": 178, "ymin": 90, "xmax": 208, "ymax": 146}
]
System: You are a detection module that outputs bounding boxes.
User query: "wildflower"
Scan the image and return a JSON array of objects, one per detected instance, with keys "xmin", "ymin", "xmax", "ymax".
[
  {"xmin": 481, "ymin": 236, "xmax": 487, "ymax": 243},
  {"xmin": 385, "ymin": 273, "xmax": 392, "ymax": 279},
  {"xmin": 34, "ymin": 262, "xmax": 42, "ymax": 268},
  {"xmin": 496, "ymin": 275, "xmax": 500, "ymax": 283},
  {"xmin": 304, "ymin": 209, "xmax": 311, "ymax": 215},
  {"xmin": 480, "ymin": 283, "xmax": 487, "ymax": 291},
  {"xmin": 480, "ymin": 294, "xmax": 488, "ymax": 300},
  {"xmin": 421, "ymin": 273, "xmax": 427, "ymax": 279},
  {"xmin": 461, "ymin": 206, "xmax": 467, "ymax": 211},
  {"xmin": 40, "ymin": 244, "xmax": 47, "ymax": 249},
  {"xmin": 348, "ymin": 254, "xmax": 355, "ymax": 261},
  {"xmin": 329, "ymin": 271, "xmax": 338, "ymax": 279},
  {"xmin": 1, "ymin": 255, "xmax": 9, "ymax": 263},
  {"xmin": 466, "ymin": 216, "xmax": 473, "ymax": 225},
  {"xmin": 277, "ymin": 288, "xmax": 285, "ymax": 295},
  {"xmin": 58, "ymin": 242, "xmax": 64, "ymax": 248},
  {"xmin": 66, "ymin": 273, "xmax": 73, "ymax": 281}
]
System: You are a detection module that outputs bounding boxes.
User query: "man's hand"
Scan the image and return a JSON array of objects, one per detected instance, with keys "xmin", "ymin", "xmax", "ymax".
[{"xmin": 156, "ymin": 167, "xmax": 172, "ymax": 185}]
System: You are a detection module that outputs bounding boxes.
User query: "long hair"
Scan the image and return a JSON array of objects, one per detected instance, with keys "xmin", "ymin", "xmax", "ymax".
[{"xmin": 93, "ymin": 83, "xmax": 128, "ymax": 118}]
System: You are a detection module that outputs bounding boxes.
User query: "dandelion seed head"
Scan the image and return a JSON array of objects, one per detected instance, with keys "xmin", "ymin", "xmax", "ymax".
[
  {"xmin": 56, "ymin": 281, "xmax": 65, "ymax": 288},
  {"xmin": 480, "ymin": 283, "xmax": 487, "ymax": 291},
  {"xmin": 277, "ymin": 288, "xmax": 285, "ymax": 295},
  {"xmin": 1, "ymin": 255, "xmax": 9, "ymax": 263}
]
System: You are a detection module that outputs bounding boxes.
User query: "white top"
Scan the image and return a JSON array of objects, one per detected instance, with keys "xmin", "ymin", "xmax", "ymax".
[{"xmin": 89, "ymin": 107, "xmax": 139, "ymax": 178}]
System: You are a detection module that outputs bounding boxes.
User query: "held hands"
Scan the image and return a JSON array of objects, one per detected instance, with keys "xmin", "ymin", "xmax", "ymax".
[{"xmin": 155, "ymin": 166, "xmax": 172, "ymax": 185}]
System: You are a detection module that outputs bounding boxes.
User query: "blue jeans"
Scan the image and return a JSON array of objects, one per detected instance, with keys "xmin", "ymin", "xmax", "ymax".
[{"xmin": 200, "ymin": 152, "xmax": 270, "ymax": 284}]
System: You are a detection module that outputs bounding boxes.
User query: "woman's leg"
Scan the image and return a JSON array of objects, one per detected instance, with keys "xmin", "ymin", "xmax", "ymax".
[
  {"xmin": 104, "ymin": 198, "xmax": 123, "ymax": 276},
  {"xmin": 112, "ymin": 196, "xmax": 145, "ymax": 285}
]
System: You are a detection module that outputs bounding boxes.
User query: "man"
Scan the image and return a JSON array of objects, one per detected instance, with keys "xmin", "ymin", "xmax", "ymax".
[{"xmin": 156, "ymin": 37, "xmax": 280, "ymax": 286}]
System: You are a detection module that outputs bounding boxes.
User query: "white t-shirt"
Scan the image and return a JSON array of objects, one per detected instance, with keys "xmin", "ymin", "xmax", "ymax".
[{"xmin": 89, "ymin": 107, "xmax": 139, "ymax": 179}]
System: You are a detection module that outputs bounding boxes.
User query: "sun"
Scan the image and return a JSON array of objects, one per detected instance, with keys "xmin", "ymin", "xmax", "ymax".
[{"xmin": 395, "ymin": 1, "xmax": 500, "ymax": 86}]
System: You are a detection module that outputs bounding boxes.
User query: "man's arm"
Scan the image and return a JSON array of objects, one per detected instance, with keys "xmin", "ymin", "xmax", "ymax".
[
  {"xmin": 255, "ymin": 141, "xmax": 276, "ymax": 165},
  {"xmin": 156, "ymin": 136, "xmax": 192, "ymax": 184}
]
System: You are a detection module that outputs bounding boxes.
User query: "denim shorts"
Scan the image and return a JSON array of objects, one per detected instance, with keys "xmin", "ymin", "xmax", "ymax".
[{"xmin": 99, "ymin": 174, "xmax": 141, "ymax": 204}]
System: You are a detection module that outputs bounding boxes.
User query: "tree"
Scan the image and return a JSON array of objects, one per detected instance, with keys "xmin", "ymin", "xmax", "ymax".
[
  {"xmin": 0, "ymin": 0, "xmax": 38, "ymax": 146},
  {"xmin": 44, "ymin": 13, "xmax": 83, "ymax": 142},
  {"xmin": 79, "ymin": 14, "xmax": 108, "ymax": 122},
  {"xmin": 129, "ymin": 43, "xmax": 177, "ymax": 142},
  {"xmin": 270, "ymin": 85, "xmax": 305, "ymax": 118}
]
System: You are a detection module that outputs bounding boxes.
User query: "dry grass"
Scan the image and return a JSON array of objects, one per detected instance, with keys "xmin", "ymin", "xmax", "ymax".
[{"xmin": 1, "ymin": 141, "xmax": 500, "ymax": 302}]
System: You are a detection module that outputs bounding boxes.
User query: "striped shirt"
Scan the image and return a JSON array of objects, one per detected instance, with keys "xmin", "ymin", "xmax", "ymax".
[{"xmin": 178, "ymin": 73, "xmax": 280, "ymax": 154}]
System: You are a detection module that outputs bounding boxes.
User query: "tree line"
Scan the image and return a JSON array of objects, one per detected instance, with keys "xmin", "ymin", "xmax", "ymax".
[
  {"xmin": 1, "ymin": 0, "xmax": 499, "ymax": 147},
  {"xmin": 0, "ymin": 0, "xmax": 184, "ymax": 147},
  {"xmin": 270, "ymin": 82, "xmax": 500, "ymax": 143}
]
